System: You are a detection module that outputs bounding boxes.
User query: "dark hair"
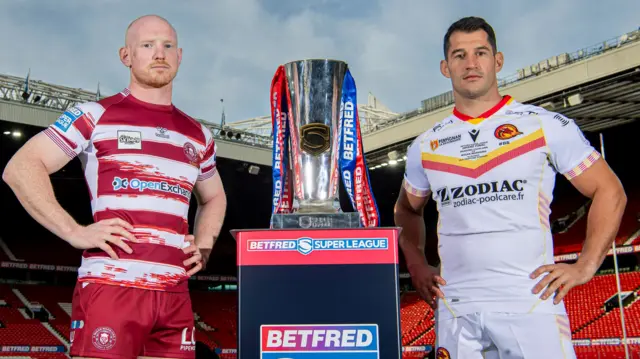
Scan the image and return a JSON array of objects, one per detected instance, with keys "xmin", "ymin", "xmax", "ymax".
[{"xmin": 443, "ymin": 17, "xmax": 497, "ymax": 59}]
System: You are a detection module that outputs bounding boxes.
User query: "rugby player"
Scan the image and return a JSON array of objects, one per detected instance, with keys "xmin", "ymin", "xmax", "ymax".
[
  {"xmin": 3, "ymin": 15, "xmax": 226, "ymax": 359},
  {"xmin": 394, "ymin": 16, "xmax": 626, "ymax": 358}
]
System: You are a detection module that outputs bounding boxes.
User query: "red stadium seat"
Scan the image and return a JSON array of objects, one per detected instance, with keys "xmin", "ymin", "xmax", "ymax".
[
  {"xmin": 190, "ymin": 291, "xmax": 238, "ymax": 350},
  {"xmin": 1, "ymin": 272, "xmax": 640, "ymax": 358},
  {"xmin": 569, "ymin": 272, "xmax": 640, "ymax": 340},
  {"xmin": 552, "ymin": 192, "xmax": 640, "ymax": 256}
]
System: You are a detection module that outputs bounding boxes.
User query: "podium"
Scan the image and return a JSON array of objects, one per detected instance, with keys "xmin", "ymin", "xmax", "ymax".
[{"xmin": 233, "ymin": 227, "xmax": 402, "ymax": 359}]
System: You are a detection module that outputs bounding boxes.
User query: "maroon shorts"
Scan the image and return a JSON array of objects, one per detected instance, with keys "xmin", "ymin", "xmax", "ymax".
[{"xmin": 69, "ymin": 281, "xmax": 195, "ymax": 359}]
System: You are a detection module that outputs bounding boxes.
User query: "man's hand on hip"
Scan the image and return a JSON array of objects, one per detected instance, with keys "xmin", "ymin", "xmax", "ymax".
[
  {"xmin": 183, "ymin": 235, "xmax": 210, "ymax": 277},
  {"xmin": 66, "ymin": 218, "xmax": 137, "ymax": 260},
  {"xmin": 408, "ymin": 262, "xmax": 447, "ymax": 309},
  {"xmin": 530, "ymin": 262, "xmax": 597, "ymax": 304}
]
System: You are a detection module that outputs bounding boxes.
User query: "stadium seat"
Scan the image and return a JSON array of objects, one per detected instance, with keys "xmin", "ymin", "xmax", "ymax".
[
  {"xmin": 0, "ymin": 355, "xmax": 69, "ymax": 359},
  {"xmin": 0, "ymin": 286, "xmax": 66, "ymax": 348},
  {"xmin": 4, "ymin": 226, "xmax": 82, "ymax": 266},
  {"xmin": 190, "ymin": 291, "xmax": 238, "ymax": 349},
  {"xmin": 552, "ymin": 190, "xmax": 640, "ymax": 255},
  {"xmin": 14, "ymin": 284, "xmax": 73, "ymax": 340},
  {"xmin": 1, "ymin": 272, "xmax": 640, "ymax": 358},
  {"xmin": 568, "ymin": 272, "xmax": 640, "ymax": 340}
]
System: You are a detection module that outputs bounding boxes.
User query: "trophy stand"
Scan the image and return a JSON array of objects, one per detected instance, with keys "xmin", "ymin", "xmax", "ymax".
[
  {"xmin": 270, "ymin": 209, "xmax": 362, "ymax": 229},
  {"xmin": 233, "ymin": 59, "xmax": 402, "ymax": 359}
]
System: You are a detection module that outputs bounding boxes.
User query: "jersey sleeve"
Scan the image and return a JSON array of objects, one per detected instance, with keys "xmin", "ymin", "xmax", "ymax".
[
  {"xmin": 402, "ymin": 134, "xmax": 431, "ymax": 197},
  {"xmin": 197, "ymin": 126, "xmax": 218, "ymax": 181},
  {"xmin": 543, "ymin": 112, "xmax": 601, "ymax": 180},
  {"xmin": 43, "ymin": 102, "xmax": 102, "ymax": 158}
]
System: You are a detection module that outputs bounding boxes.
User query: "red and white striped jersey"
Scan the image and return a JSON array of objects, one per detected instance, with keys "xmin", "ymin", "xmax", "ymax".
[
  {"xmin": 403, "ymin": 95, "xmax": 600, "ymax": 320},
  {"xmin": 44, "ymin": 89, "xmax": 217, "ymax": 292}
]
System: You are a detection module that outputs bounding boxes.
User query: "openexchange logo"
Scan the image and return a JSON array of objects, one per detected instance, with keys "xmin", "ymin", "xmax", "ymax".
[
  {"xmin": 112, "ymin": 177, "xmax": 191, "ymax": 199},
  {"xmin": 247, "ymin": 237, "xmax": 388, "ymax": 256}
]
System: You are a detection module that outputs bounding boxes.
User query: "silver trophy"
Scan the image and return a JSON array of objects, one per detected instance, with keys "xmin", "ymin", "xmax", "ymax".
[{"xmin": 271, "ymin": 59, "xmax": 361, "ymax": 229}]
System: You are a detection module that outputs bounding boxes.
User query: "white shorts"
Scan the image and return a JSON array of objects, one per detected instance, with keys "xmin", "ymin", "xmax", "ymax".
[{"xmin": 434, "ymin": 312, "xmax": 576, "ymax": 359}]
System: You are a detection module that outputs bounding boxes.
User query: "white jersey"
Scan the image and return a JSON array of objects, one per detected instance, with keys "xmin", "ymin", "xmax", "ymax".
[{"xmin": 403, "ymin": 95, "xmax": 600, "ymax": 320}]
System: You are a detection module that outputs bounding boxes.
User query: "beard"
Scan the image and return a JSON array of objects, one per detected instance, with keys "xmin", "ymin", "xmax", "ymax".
[
  {"xmin": 454, "ymin": 77, "xmax": 494, "ymax": 100},
  {"xmin": 458, "ymin": 86, "xmax": 487, "ymax": 99},
  {"xmin": 132, "ymin": 62, "xmax": 177, "ymax": 88}
]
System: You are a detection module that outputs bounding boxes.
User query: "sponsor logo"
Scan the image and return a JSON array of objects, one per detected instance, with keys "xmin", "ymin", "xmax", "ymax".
[
  {"xmin": 591, "ymin": 338, "xmax": 621, "ymax": 345},
  {"xmin": 117, "ymin": 130, "xmax": 142, "ymax": 150},
  {"xmin": 71, "ymin": 320, "xmax": 84, "ymax": 329},
  {"xmin": 505, "ymin": 110, "xmax": 538, "ymax": 116},
  {"xmin": 431, "ymin": 134, "xmax": 461, "ymax": 151},
  {"xmin": 494, "ymin": 124, "xmax": 522, "ymax": 140},
  {"xmin": 554, "ymin": 114, "xmax": 570, "ymax": 127},
  {"xmin": 247, "ymin": 237, "xmax": 388, "ymax": 256},
  {"xmin": 468, "ymin": 129, "xmax": 480, "ymax": 142},
  {"xmin": 436, "ymin": 179, "xmax": 527, "ymax": 208},
  {"xmin": 112, "ymin": 177, "xmax": 191, "ymax": 200},
  {"xmin": 261, "ymin": 324, "xmax": 379, "ymax": 358},
  {"xmin": 460, "ymin": 131, "xmax": 489, "ymax": 160},
  {"xmin": 272, "ymin": 100, "xmax": 288, "ymax": 209},
  {"xmin": 183, "ymin": 142, "xmax": 199, "ymax": 163},
  {"xmin": 0, "ymin": 346, "xmax": 64, "ymax": 352},
  {"xmin": 301, "ymin": 123, "xmax": 331, "ymax": 156},
  {"xmin": 92, "ymin": 326, "xmax": 116, "ymax": 351},
  {"xmin": 299, "ymin": 216, "xmax": 332, "ymax": 229},
  {"xmin": 555, "ymin": 253, "xmax": 579, "ymax": 262},
  {"xmin": 572, "ymin": 339, "xmax": 591, "ymax": 346},
  {"xmin": 436, "ymin": 347, "xmax": 451, "ymax": 359},
  {"xmin": 53, "ymin": 107, "xmax": 84, "ymax": 132},
  {"xmin": 341, "ymin": 101, "xmax": 356, "ymax": 161},
  {"xmin": 155, "ymin": 127, "xmax": 170, "ymax": 139},
  {"xmin": 180, "ymin": 327, "xmax": 195, "ymax": 351},
  {"xmin": 432, "ymin": 119, "xmax": 454, "ymax": 133}
]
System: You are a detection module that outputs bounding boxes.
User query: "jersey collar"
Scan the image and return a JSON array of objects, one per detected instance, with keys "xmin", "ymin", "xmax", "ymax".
[
  {"xmin": 453, "ymin": 95, "xmax": 513, "ymax": 125},
  {"xmin": 122, "ymin": 88, "xmax": 175, "ymax": 113}
]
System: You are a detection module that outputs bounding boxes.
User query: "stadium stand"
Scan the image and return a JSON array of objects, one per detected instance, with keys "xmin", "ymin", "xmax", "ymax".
[
  {"xmin": 6, "ymin": 230, "xmax": 81, "ymax": 266},
  {"xmin": 551, "ymin": 191, "xmax": 640, "ymax": 256},
  {"xmin": 0, "ymin": 355, "xmax": 68, "ymax": 359},
  {"xmin": 0, "ymin": 169, "xmax": 638, "ymax": 358},
  {"xmin": 1, "ymin": 26, "xmax": 639, "ymax": 356},
  {"xmin": 3, "ymin": 275, "xmax": 640, "ymax": 358},
  {"xmin": 190, "ymin": 291, "xmax": 238, "ymax": 350},
  {"xmin": 574, "ymin": 272, "xmax": 640, "ymax": 339},
  {"xmin": 0, "ymin": 286, "xmax": 67, "ymax": 354},
  {"xmin": 566, "ymin": 272, "xmax": 640, "ymax": 337},
  {"xmin": 399, "ymin": 292, "xmax": 433, "ymax": 346},
  {"xmin": 0, "ymin": 170, "xmax": 638, "ymax": 358},
  {"xmin": 14, "ymin": 285, "xmax": 74, "ymax": 341}
]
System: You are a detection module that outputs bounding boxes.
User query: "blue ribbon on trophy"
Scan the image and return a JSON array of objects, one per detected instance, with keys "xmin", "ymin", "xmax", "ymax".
[
  {"xmin": 338, "ymin": 70, "xmax": 380, "ymax": 227},
  {"xmin": 269, "ymin": 60, "xmax": 380, "ymax": 228}
]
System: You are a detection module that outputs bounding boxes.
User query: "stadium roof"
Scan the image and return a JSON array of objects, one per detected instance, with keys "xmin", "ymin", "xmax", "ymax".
[
  {"xmin": 224, "ymin": 92, "xmax": 398, "ymax": 138},
  {"xmin": 0, "ymin": 27, "xmax": 638, "ymax": 166},
  {"xmin": 363, "ymin": 28, "xmax": 640, "ymax": 169},
  {"xmin": 225, "ymin": 28, "xmax": 640, "ymax": 136},
  {"xmin": 527, "ymin": 67, "xmax": 640, "ymax": 133}
]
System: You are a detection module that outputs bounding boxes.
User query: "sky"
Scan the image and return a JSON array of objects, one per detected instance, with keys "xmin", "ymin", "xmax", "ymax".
[{"xmin": 1, "ymin": 0, "xmax": 638, "ymax": 128}]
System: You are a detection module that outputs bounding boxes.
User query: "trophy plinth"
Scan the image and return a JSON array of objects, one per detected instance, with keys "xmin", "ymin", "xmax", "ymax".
[{"xmin": 270, "ymin": 211, "xmax": 361, "ymax": 229}]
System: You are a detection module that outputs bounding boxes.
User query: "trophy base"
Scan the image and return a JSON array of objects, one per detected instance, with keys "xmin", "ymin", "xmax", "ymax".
[{"xmin": 270, "ymin": 212, "xmax": 361, "ymax": 229}]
